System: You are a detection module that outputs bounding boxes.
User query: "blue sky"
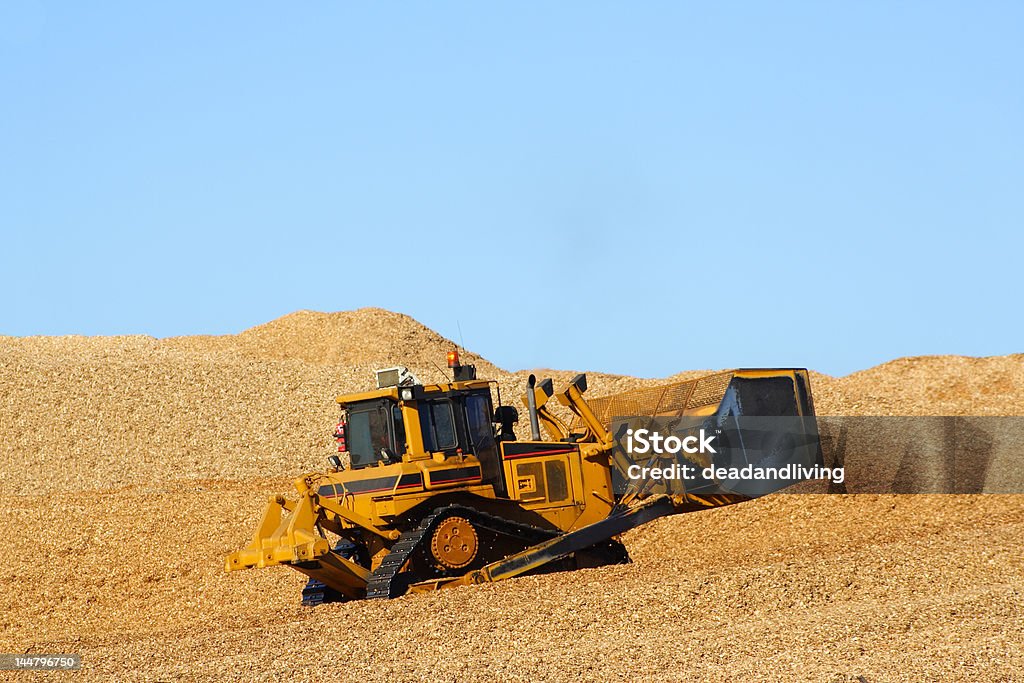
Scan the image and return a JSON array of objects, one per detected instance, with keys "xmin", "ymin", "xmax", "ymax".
[{"xmin": 1, "ymin": 2, "xmax": 1021, "ymax": 377}]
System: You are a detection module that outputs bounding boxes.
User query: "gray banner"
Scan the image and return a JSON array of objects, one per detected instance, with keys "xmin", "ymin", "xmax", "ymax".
[{"xmin": 609, "ymin": 416, "xmax": 1024, "ymax": 496}]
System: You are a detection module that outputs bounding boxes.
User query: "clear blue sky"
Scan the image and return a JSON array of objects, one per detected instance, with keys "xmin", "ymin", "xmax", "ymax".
[{"xmin": 1, "ymin": 2, "xmax": 1021, "ymax": 377}]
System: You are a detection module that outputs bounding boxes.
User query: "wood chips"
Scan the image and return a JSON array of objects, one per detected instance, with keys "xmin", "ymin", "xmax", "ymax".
[{"xmin": 0, "ymin": 309, "xmax": 1021, "ymax": 681}]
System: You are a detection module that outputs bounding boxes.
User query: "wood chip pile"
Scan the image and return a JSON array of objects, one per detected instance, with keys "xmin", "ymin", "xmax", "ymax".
[{"xmin": 1, "ymin": 309, "xmax": 1021, "ymax": 681}]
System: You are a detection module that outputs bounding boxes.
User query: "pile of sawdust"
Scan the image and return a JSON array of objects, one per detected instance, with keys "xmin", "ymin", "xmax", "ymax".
[
  {"xmin": 0, "ymin": 309, "xmax": 652, "ymax": 496},
  {"xmin": 164, "ymin": 309, "xmax": 497, "ymax": 371},
  {"xmin": 823, "ymin": 355, "xmax": 1024, "ymax": 416},
  {"xmin": 0, "ymin": 309, "xmax": 1021, "ymax": 681}
]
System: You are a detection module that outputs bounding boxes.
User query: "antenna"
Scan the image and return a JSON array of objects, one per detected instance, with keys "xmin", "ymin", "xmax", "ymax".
[
  {"xmin": 431, "ymin": 360, "xmax": 451, "ymax": 383},
  {"xmin": 456, "ymin": 320, "xmax": 466, "ymax": 357}
]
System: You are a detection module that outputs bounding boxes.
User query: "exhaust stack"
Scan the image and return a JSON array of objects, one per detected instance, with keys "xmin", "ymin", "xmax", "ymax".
[{"xmin": 526, "ymin": 374, "xmax": 541, "ymax": 441}]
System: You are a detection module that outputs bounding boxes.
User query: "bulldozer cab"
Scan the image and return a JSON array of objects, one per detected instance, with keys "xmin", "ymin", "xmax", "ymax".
[
  {"xmin": 412, "ymin": 388, "xmax": 500, "ymax": 473},
  {"xmin": 338, "ymin": 372, "xmax": 502, "ymax": 488}
]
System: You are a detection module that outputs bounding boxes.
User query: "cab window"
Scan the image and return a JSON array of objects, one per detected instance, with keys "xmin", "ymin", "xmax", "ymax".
[
  {"xmin": 347, "ymin": 403, "xmax": 392, "ymax": 468},
  {"xmin": 420, "ymin": 399, "xmax": 457, "ymax": 452},
  {"xmin": 465, "ymin": 393, "xmax": 494, "ymax": 451},
  {"xmin": 392, "ymin": 404, "xmax": 407, "ymax": 456},
  {"xmin": 465, "ymin": 392, "xmax": 500, "ymax": 487}
]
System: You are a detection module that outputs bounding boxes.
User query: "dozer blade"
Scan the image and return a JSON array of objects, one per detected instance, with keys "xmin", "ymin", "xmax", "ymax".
[
  {"xmin": 588, "ymin": 369, "xmax": 821, "ymax": 498},
  {"xmin": 291, "ymin": 551, "xmax": 370, "ymax": 602},
  {"xmin": 226, "ymin": 492, "xmax": 369, "ymax": 600},
  {"xmin": 575, "ymin": 369, "xmax": 816, "ymax": 428}
]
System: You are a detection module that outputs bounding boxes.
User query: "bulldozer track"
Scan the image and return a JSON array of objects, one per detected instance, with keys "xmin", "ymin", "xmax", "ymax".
[
  {"xmin": 300, "ymin": 578, "xmax": 337, "ymax": 607},
  {"xmin": 300, "ymin": 540, "xmax": 368, "ymax": 607},
  {"xmin": 365, "ymin": 505, "xmax": 561, "ymax": 599}
]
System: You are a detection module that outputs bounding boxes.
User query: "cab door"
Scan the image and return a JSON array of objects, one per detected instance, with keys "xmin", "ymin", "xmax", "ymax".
[{"xmin": 462, "ymin": 392, "xmax": 503, "ymax": 493}]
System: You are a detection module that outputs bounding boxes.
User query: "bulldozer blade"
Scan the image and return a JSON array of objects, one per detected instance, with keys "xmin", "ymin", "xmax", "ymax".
[
  {"xmin": 601, "ymin": 369, "xmax": 821, "ymax": 498},
  {"xmin": 292, "ymin": 550, "xmax": 370, "ymax": 601}
]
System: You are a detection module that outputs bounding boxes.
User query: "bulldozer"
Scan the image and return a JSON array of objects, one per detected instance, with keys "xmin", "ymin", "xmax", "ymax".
[{"xmin": 226, "ymin": 352, "xmax": 820, "ymax": 605}]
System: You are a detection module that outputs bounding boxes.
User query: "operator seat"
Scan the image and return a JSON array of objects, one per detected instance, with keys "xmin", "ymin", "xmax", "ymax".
[{"xmin": 494, "ymin": 405, "xmax": 518, "ymax": 442}]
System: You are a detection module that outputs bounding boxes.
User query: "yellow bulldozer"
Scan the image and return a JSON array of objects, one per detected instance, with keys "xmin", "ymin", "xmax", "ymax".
[{"xmin": 226, "ymin": 352, "xmax": 820, "ymax": 605}]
